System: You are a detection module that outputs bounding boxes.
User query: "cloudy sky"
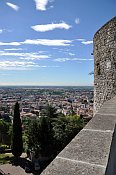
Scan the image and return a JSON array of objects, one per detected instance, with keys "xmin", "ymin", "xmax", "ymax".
[{"xmin": 0, "ymin": 0, "xmax": 115, "ymax": 86}]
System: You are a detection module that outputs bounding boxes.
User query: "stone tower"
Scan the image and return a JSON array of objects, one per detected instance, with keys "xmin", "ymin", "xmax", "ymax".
[{"xmin": 94, "ymin": 17, "xmax": 116, "ymax": 114}]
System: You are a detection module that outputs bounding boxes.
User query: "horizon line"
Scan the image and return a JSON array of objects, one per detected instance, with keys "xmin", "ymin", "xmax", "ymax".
[{"xmin": 0, "ymin": 85, "xmax": 94, "ymax": 87}]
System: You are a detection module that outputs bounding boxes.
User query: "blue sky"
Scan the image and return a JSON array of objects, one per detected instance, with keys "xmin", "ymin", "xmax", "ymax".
[{"xmin": 0, "ymin": 0, "xmax": 115, "ymax": 86}]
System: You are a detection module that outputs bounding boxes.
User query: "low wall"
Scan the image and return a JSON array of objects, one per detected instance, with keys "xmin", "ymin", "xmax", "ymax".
[{"xmin": 41, "ymin": 96, "xmax": 116, "ymax": 175}]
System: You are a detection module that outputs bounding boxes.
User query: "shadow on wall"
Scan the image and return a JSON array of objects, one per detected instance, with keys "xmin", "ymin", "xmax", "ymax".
[{"xmin": 105, "ymin": 124, "xmax": 116, "ymax": 175}]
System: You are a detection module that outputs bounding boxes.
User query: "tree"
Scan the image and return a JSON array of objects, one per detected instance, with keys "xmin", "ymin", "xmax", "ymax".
[
  {"xmin": 27, "ymin": 106, "xmax": 86, "ymax": 160},
  {"xmin": 42, "ymin": 105, "xmax": 57, "ymax": 119},
  {"xmin": 52, "ymin": 114, "xmax": 85, "ymax": 151},
  {"xmin": 52, "ymin": 115, "xmax": 68, "ymax": 150},
  {"xmin": 12, "ymin": 102, "xmax": 23, "ymax": 158},
  {"xmin": 65, "ymin": 115, "xmax": 84, "ymax": 139},
  {"xmin": 0, "ymin": 119, "xmax": 11, "ymax": 145},
  {"xmin": 27, "ymin": 117, "xmax": 54, "ymax": 157},
  {"xmin": 27, "ymin": 119, "xmax": 40, "ymax": 151},
  {"xmin": 39, "ymin": 117, "xmax": 53, "ymax": 156}
]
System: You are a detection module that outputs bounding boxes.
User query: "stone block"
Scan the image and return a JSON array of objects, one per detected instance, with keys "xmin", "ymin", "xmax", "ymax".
[
  {"xmin": 58, "ymin": 130, "xmax": 112, "ymax": 166},
  {"xmin": 41, "ymin": 158, "xmax": 105, "ymax": 175},
  {"xmin": 85, "ymin": 114, "xmax": 116, "ymax": 131}
]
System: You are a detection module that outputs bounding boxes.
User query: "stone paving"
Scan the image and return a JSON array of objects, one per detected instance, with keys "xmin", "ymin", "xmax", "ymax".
[
  {"xmin": 0, "ymin": 163, "xmax": 32, "ymax": 175},
  {"xmin": 0, "ymin": 153, "xmax": 33, "ymax": 175}
]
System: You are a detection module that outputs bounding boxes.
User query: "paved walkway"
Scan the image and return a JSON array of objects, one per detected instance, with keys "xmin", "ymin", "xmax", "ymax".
[
  {"xmin": 0, "ymin": 164, "xmax": 33, "ymax": 175},
  {"xmin": 0, "ymin": 153, "xmax": 33, "ymax": 175}
]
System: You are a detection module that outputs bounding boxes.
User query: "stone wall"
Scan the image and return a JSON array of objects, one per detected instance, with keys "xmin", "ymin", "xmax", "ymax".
[{"xmin": 94, "ymin": 17, "xmax": 116, "ymax": 114}]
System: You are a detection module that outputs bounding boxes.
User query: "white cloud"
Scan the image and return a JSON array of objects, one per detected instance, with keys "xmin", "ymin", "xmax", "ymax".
[
  {"xmin": 0, "ymin": 60, "xmax": 59, "ymax": 70},
  {"xmin": 49, "ymin": 5, "xmax": 54, "ymax": 9},
  {"xmin": 6, "ymin": 2, "xmax": 19, "ymax": 11},
  {"xmin": 75, "ymin": 18, "xmax": 80, "ymax": 24},
  {"xmin": 0, "ymin": 29, "xmax": 12, "ymax": 34},
  {"xmin": 0, "ymin": 52, "xmax": 22, "ymax": 56},
  {"xmin": 31, "ymin": 22, "xmax": 71, "ymax": 32},
  {"xmin": 54, "ymin": 58, "xmax": 71, "ymax": 62},
  {"xmin": 68, "ymin": 53, "xmax": 75, "ymax": 56},
  {"xmin": 0, "ymin": 42, "xmax": 21, "ymax": 46},
  {"xmin": 81, "ymin": 40, "xmax": 93, "ymax": 45},
  {"xmin": 4, "ymin": 48, "xmax": 24, "ymax": 51},
  {"xmin": 22, "ymin": 39, "xmax": 72, "ymax": 46},
  {"xmin": 0, "ymin": 51, "xmax": 50, "ymax": 60},
  {"xmin": 34, "ymin": 0, "xmax": 51, "ymax": 11},
  {"xmin": 20, "ymin": 54, "xmax": 50, "ymax": 60},
  {"xmin": 76, "ymin": 39, "xmax": 93, "ymax": 45},
  {"xmin": 0, "ymin": 39, "xmax": 72, "ymax": 47},
  {"xmin": 0, "ymin": 61, "xmax": 37, "ymax": 70},
  {"xmin": 54, "ymin": 58, "xmax": 94, "ymax": 62},
  {"xmin": 76, "ymin": 39, "xmax": 85, "ymax": 41},
  {"xmin": 0, "ymin": 29, "xmax": 3, "ymax": 34}
]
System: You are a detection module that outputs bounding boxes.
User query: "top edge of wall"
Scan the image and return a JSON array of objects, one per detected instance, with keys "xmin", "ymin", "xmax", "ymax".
[{"xmin": 94, "ymin": 16, "xmax": 116, "ymax": 39}]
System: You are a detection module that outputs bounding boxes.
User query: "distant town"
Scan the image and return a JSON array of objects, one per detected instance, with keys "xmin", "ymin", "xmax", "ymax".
[{"xmin": 0, "ymin": 86, "xmax": 93, "ymax": 122}]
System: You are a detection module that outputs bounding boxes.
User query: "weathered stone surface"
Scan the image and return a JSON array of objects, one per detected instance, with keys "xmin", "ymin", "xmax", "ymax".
[
  {"xmin": 94, "ymin": 17, "xmax": 116, "ymax": 114},
  {"xmin": 98, "ymin": 96, "xmax": 116, "ymax": 114},
  {"xmin": 58, "ymin": 130, "xmax": 112, "ymax": 166},
  {"xmin": 98, "ymin": 108, "xmax": 116, "ymax": 115},
  {"xmin": 41, "ymin": 158, "xmax": 105, "ymax": 175},
  {"xmin": 85, "ymin": 114, "xmax": 116, "ymax": 131}
]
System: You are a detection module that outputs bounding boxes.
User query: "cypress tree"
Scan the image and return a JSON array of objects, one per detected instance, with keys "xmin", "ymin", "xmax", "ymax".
[{"xmin": 12, "ymin": 102, "xmax": 23, "ymax": 158}]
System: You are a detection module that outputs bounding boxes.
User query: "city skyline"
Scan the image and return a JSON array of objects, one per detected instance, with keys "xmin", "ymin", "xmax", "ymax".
[{"xmin": 0, "ymin": 0, "xmax": 115, "ymax": 86}]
